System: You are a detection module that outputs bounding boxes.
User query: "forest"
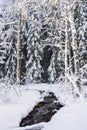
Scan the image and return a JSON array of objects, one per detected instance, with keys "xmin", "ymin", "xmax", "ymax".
[{"xmin": 0, "ymin": 0, "xmax": 87, "ymax": 130}]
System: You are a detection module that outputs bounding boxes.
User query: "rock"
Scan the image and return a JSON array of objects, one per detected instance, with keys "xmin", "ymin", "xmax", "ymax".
[{"xmin": 20, "ymin": 92, "xmax": 63, "ymax": 127}]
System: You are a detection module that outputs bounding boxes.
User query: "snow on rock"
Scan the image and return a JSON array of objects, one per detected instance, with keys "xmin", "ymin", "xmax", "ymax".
[
  {"xmin": 0, "ymin": 90, "xmax": 41, "ymax": 130},
  {"xmin": 42, "ymin": 103, "xmax": 87, "ymax": 130},
  {"xmin": 6, "ymin": 122, "xmax": 46, "ymax": 130}
]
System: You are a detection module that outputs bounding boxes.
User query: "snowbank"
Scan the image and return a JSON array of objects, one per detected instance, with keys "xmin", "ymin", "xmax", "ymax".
[
  {"xmin": 0, "ymin": 90, "xmax": 41, "ymax": 130},
  {"xmin": 0, "ymin": 83, "xmax": 87, "ymax": 130},
  {"xmin": 43, "ymin": 103, "xmax": 87, "ymax": 130}
]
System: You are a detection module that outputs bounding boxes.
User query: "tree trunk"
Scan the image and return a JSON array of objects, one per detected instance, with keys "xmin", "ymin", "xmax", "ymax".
[
  {"xmin": 65, "ymin": 19, "xmax": 70, "ymax": 78},
  {"xmin": 67, "ymin": 0, "xmax": 81, "ymax": 93},
  {"xmin": 17, "ymin": 10, "xmax": 21, "ymax": 84}
]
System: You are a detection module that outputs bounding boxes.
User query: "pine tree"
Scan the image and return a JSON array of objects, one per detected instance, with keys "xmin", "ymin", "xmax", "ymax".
[
  {"xmin": 74, "ymin": 0, "xmax": 87, "ymax": 84},
  {"xmin": 40, "ymin": 1, "xmax": 65, "ymax": 82},
  {"xmin": 2, "ymin": 0, "xmax": 28, "ymax": 85},
  {"xmin": 20, "ymin": 21, "xmax": 28, "ymax": 84},
  {"xmin": 26, "ymin": 3, "xmax": 42, "ymax": 83},
  {"xmin": 0, "ymin": 12, "xmax": 17, "ymax": 84},
  {"xmin": 0, "ymin": 24, "xmax": 8, "ymax": 79},
  {"xmin": 74, "ymin": 0, "xmax": 87, "ymax": 67}
]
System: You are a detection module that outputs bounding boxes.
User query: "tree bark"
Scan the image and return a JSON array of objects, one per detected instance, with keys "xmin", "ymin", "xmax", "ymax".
[
  {"xmin": 65, "ymin": 19, "xmax": 70, "ymax": 78},
  {"xmin": 17, "ymin": 10, "xmax": 21, "ymax": 84}
]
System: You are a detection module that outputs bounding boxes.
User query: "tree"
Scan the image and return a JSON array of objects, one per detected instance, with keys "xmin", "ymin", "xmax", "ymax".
[
  {"xmin": 40, "ymin": 1, "xmax": 65, "ymax": 82},
  {"xmin": 65, "ymin": 0, "xmax": 81, "ymax": 94},
  {"xmin": 26, "ymin": 2, "xmax": 42, "ymax": 83},
  {"xmin": 74, "ymin": 0, "xmax": 87, "ymax": 67},
  {"xmin": 0, "ymin": 11, "xmax": 17, "ymax": 84},
  {"xmin": 16, "ymin": 10, "xmax": 21, "ymax": 84},
  {"xmin": 3, "ymin": 0, "xmax": 31, "ymax": 84}
]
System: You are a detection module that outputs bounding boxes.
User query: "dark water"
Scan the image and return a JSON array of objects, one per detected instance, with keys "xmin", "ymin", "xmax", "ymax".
[{"xmin": 20, "ymin": 92, "xmax": 63, "ymax": 127}]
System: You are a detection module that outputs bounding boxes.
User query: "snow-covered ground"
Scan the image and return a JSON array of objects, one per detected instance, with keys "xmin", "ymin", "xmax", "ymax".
[
  {"xmin": 0, "ymin": 83, "xmax": 87, "ymax": 130},
  {"xmin": 43, "ymin": 103, "xmax": 87, "ymax": 130},
  {"xmin": 0, "ymin": 88, "xmax": 41, "ymax": 130}
]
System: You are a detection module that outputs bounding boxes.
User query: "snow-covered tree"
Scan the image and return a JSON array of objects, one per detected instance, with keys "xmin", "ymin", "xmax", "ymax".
[
  {"xmin": 26, "ymin": 2, "xmax": 42, "ymax": 83},
  {"xmin": 0, "ymin": 0, "xmax": 86, "ymax": 88},
  {"xmin": 74, "ymin": 0, "xmax": 87, "ymax": 67},
  {"xmin": 4, "ymin": 25, "xmax": 17, "ymax": 84},
  {"xmin": 2, "ymin": 0, "xmax": 31, "ymax": 84},
  {"xmin": 40, "ymin": 1, "xmax": 65, "ymax": 82},
  {"xmin": 0, "ymin": 16, "xmax": 16, "ymax": 84},
  {"xmin": 65, "ymin": 0, "xmax": 81, "ymax": 94}
]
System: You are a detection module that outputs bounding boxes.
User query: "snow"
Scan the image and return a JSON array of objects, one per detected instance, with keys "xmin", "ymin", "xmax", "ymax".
[
  {"xmin": 25, "ymin": 83, "xmax": 81, "ymax": 105},
  {"xmin": 0, "ymin": 89, "xmax": 41, "ymax": 130},
  {"xmin": 0, "ymin": 83, "xmax": 87, "ymax": 130},
  {"xmin": 43, "ymin": 103, "xmax": 87, "ymax": 130},
  {"xmin": 0, "ymin": 0, "xmax": 87, "ymax": 129},
  {"xmin": 1, "ymin": 101, "xmax": 87, "ymax": 130},
  {"xmin": 6, "ymin": 122, "xmax": 45, "ymax": 130}
]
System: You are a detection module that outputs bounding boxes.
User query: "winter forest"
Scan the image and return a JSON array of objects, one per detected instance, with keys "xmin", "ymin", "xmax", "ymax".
[{"xmin": 0, "ymin": 0, "xmax": 87, "ymax": 130}]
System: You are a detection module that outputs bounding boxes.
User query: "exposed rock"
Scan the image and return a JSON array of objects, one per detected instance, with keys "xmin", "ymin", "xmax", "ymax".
[{"xmin": 20, "ymin": 92, "xmax": 63, "ymax": 127}]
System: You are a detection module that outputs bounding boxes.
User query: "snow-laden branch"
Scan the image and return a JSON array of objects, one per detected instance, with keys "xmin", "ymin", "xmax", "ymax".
[
  {"xmin": 4, "ymin": 20, "xmax": 18, "ymax": 26},
  {"xmin": 65, "ymin": 74, "xmax": 84, "ymax": 102}
]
